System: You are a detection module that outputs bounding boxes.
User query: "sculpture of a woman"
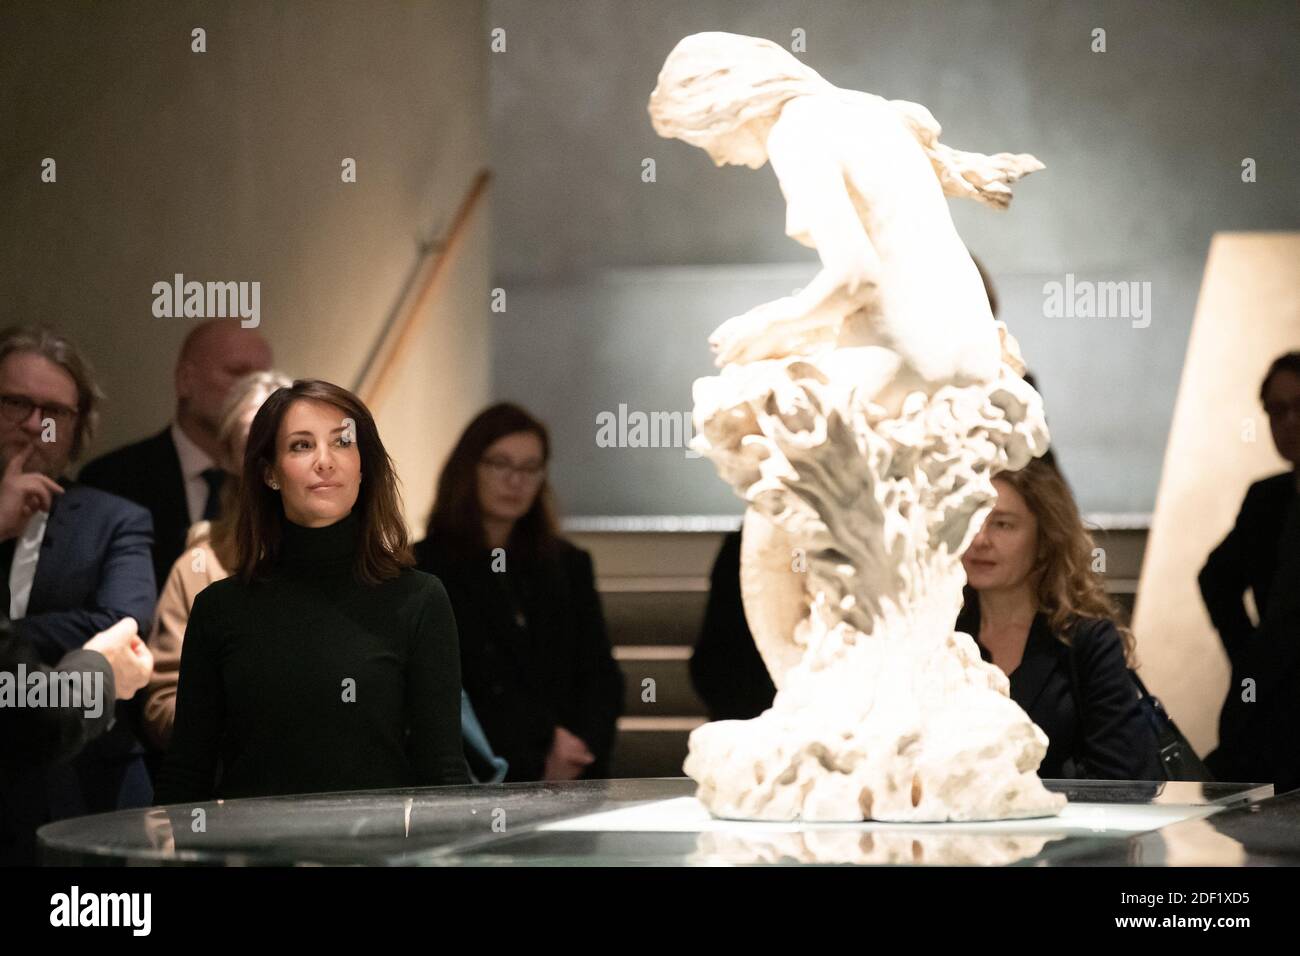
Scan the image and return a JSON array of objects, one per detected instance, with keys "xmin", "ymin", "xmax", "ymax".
[{"xmin": 650, "ymin": 33, "xmax": 1063, "ymax": 822}]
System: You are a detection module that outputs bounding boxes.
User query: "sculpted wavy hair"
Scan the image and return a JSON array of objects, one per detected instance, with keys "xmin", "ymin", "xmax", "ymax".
[
  {"xmin": 648, "ymin": 33, "xmax": 1037, "ymax": 210},
  {"xmin": 994, "ymin": 457, "xmax": 1137, "ymax": 666},
  {"xmin": 648, "ymin": 32, "xmax": 833, "ymax": 147},
  {"xmin": 235, "ymin": 379, "xmax": 413, "ymax": 584}
]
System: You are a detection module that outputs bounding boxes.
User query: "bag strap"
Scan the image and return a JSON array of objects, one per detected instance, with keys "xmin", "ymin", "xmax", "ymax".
[
  {"xmin": 1070, "ymin": 624, "xmax": 1152, "ymax": 706},
  {"xmin": 1069, "ymin": 625, "xmax": 1211, "ymax": 781}
]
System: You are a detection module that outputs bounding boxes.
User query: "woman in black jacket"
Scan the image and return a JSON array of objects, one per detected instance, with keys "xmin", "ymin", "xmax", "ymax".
[
  {"xmin": 415, "ymin": 403, "xmax": 623, "ymax": 782},
  {"xmin": 157, "ymin": 380, "xmax": 468, "ymax": 802},
  {"xmin": 957, "ymin": 457, "xmax": 1161, "ymax": 780}
]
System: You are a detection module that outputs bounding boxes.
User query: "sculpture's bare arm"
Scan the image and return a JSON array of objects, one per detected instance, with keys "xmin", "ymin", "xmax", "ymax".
[{"xmin": 708, "ymin": 99, "xmax": 882, "ymax": 366}]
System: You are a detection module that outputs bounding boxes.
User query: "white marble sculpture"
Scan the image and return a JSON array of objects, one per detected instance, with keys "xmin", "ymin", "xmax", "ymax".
[{"xmin": 649, "ymin": 32, "xmax": 1066, "ymax": 821}]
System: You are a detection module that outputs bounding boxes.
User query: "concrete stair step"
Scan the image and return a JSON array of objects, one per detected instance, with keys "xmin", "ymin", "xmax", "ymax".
[
  {"xmin": 615, "ymin": 649, "xmax": 703, "ymax": 716},
  {"xmin": 610, "ymin": 718, "xmax": 702, "ymax": 779},
  {"xmin": 603, "ymin": 589, "xmax": 708, "ymax": 648}
]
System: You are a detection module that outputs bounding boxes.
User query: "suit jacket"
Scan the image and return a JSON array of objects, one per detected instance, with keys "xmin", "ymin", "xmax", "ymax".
[
  {"xmin": 1, "ymin": 627, "xmax": 117, "ymax": 773},
  {"xmin": 1245, "ymin": 491, "xmax": 1300, "ymax": 791},
  {"xmin": 77, "ymin": 427, "xmax": 189, "ymax": 596},
  {"xmin": 1, "ymin": 626, "xmax": 118, "ymax": 865},
  {"xmin": 16, "ymin": 482, "xmax": 157, "ymax": 664},
  {"xmin": 1199, "ymin": 470, "xmax": 1298, "ymax": 780},
  {"xmin": 690, "ymin": 530, "xmax": 777, "ymax": 721},
  {"xmin": 1199, "ymin": 471, "xmax": 1297, "ymax": 660},
  {"xmin": 956, "ymin": 601, "xmax": 1162, "ymax": 780},
  {"xmin": 415, "ymin": 537, "xmax": 623, "ymax": 782},
  {"xmin": 10, "ymin": 482, "xmax": 158, "ymax": 826}
]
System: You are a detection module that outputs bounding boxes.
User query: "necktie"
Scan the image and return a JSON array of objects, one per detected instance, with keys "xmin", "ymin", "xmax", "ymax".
[{"xmin": 200, "ymin": 468, "xmax": 226, "ymax": 522}]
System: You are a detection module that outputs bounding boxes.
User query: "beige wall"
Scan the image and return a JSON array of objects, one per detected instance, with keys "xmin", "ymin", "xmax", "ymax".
[
  {"xmin": 1, "ymin": 0, "xmax": 491, "ymax": 534},
  {"xmin": 372, "ymin": 202, "xmax": 493, "ymax": 534},
  {"xmin": 1133, "ymin": 233, "xmax": 1300, "ymax": 757}
]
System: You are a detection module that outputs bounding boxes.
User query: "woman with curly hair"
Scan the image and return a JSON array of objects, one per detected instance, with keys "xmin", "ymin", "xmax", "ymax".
[{"xmin": 956, "ymin": 457, "xmax": 1161, "ymax": 779}]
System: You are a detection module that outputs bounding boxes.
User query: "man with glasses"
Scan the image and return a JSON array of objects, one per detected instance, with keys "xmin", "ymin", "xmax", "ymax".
[
  {"xmin": 0, "ymin": 326, "xmax": 157, "ymax": 862},
  {"xmin": 1199, "ymin": 351, "xmax": 1300, "ymax": 782}
]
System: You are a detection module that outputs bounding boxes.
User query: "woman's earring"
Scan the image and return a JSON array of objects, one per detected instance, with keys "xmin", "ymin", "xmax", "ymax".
[{"xmin": 270, "ymin": 481, "xmax": 280, "ymax": 490}]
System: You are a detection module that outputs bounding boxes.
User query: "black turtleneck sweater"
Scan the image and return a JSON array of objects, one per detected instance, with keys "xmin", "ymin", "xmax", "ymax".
[{"xmin": 155, "ymin": 511, "xmax": 468, "ymax": 803}]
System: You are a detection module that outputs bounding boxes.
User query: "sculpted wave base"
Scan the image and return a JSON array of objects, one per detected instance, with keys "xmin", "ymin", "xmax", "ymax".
[{"xmin": 683, "ymin": 357, "xmax": 1067, "ymax": 822}]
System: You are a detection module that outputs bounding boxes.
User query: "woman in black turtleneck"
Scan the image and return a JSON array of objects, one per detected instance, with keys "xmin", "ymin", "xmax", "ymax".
[{"xmin": 156, "ymin": 380, "xmax": 467, "ymax": 803}]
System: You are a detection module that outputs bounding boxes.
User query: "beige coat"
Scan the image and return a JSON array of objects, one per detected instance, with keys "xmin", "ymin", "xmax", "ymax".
[{"xmin": 142, "ymin": 522, "xmax": 229, "ymax": 750}]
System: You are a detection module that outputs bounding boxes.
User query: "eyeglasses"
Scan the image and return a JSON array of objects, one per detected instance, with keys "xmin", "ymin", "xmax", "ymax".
[
  {"xmin": 479, "ymin": 456, "xmax": 546, "ymax": 482},
  {"xmin": 0, "ymin": 393, "xmax": 78, "ymax": 428}
]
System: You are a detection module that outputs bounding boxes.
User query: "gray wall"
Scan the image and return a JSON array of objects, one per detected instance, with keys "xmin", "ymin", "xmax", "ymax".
[
  {"xmin": 486, "ymin": 0, "xmax": 1300, "ymax": 519},
  {"xmin": 1, "ymin": 0, "xmax": 493, "ymax": 530}
]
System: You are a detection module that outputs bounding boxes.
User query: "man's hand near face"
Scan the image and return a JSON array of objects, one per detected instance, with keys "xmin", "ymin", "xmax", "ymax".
[{"xmin": 0, "ymin": 445, "xmax": 63, "ymax": 541}]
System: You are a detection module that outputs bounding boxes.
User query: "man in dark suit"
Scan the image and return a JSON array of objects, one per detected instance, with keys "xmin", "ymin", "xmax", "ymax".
[
  {"xmin": 0, "ymin": 326, "xmax": 159, "ymax": 827},
  {"xmin": 77, "ymin": 318, "xmax": 272, "ymax": 592},
  {"xmin": 1200, "ymin": 351, "xmax": 1300, "ymax": 781},
  {"xmin": 2, "ymin": 617, "xmax": 153, "ymax": 865},
  {"xmin": 1257, "ymin": 492, "xmax": 1300, "ymax": 794}
]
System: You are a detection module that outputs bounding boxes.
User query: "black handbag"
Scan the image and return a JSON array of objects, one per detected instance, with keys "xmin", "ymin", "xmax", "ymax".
[
  {"xmin": 1066, "ymin": 637, "xmax": 1214, "ymax": 782},
  {"xmin": 1129, "ymin": 671, "xmax": 1215, "ymax": 782}
]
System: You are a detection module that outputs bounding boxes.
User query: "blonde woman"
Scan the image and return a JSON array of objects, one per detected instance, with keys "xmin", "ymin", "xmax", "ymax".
[
  {"xmin": 956, "ymin": 458, "xmax": 1161, "ymax": 779},
  {"xmin": 141, "ymin": 370, "xmax": 291, "ymax": 749}
]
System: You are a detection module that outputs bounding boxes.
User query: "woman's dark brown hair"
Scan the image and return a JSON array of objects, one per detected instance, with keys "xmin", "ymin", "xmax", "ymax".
[
  {"xmin": 425, "ymin": 402, "xmax": 559, "ymax": 561},
  {"xmin": 234, "ymin": 379, "xmax": 413, "ymax": 584},
  {"xmin": 994, "ymin": 457, "xmax": 1137, "ymax": 665}
]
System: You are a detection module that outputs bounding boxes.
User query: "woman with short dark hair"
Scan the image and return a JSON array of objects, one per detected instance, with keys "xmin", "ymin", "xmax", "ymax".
[{"xmin": 156, "ymin": 380, "xmax": 467, "ymax": 802}]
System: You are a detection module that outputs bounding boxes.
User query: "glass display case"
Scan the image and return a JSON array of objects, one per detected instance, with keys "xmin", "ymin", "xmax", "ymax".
[{"xmin": 38, "ymin": 777, "xmax": 1290, "ymax": 866}]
